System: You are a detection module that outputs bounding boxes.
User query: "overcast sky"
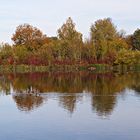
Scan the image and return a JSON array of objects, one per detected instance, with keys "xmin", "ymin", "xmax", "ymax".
[{"xmin": 0, "ymin": 0, "xmax": 139, "ymax": 43}]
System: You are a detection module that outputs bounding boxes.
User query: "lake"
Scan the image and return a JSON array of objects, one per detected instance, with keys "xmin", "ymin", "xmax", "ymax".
[{"xmin": 0, "ymin": 72, "xmax": 140, "ymax": 140}]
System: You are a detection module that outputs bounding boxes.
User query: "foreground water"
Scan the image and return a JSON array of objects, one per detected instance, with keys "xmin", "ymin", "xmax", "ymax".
[{"xmin": 0, "ymin": 72, "xmax": 140, "ymax": 140}]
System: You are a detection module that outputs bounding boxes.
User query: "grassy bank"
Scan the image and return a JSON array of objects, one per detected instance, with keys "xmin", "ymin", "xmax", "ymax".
[
  {"xmin": 0, "ymin": 64, "xmax": 109, "ymax": 73},
  {"xmin": 0, "ymin": 64, "xmax": 139, "ymax": 73},
  {"xmin": 112, "ymin": 64, "xmax": 140, "ymax": 73}
]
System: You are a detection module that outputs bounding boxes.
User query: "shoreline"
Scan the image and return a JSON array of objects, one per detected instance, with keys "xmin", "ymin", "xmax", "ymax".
[{"xmin": 0, "ymin": 64, "xmax": 140, "ymax": 73}]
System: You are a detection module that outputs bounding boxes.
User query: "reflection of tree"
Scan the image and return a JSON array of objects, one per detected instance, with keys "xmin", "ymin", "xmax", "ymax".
[
  {"xmin": 131, "ymin": 73, "xmax": 140, "ymax": 95},
  {"xmin": 92, "ymin": 95, "xmax": 116, "ymax": 116},
  {"xmin": 91, "ymin": 76, "xmax": 117, "ymax": 116},
  {"xmin": 13, "ymin": 93, "xmax": 44, "ymax": 112},
  {"xmin": 133, "ymin": 87, "xmax": 140, "ymax": 94},
  {"xmin": 0, "ymin": 72, "xmax": 139, "ymax": 116},
  {"xmin": 0, "ymin": 75, "xmax": 10, "ymax": 95},
  {"xmin": 59, "ymin": 95, "xmax": 77, "ymax": 114}
]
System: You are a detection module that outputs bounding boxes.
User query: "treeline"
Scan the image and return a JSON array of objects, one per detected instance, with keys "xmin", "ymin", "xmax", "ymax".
[{"xmin": 0, "ymin": 17, "xmax": 140, "ymax": 67}]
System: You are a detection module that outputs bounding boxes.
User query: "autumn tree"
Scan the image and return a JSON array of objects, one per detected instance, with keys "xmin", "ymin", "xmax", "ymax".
[
  {"xmin": 0, "ymin": 43, "xmax": 14, "ymax": 64},
  {"xmin": 58, "ymin": 17, "xmax": 83, "ymax": 62},
  {"xmin": 125, "ymin": 35, "xmax": 133, "ymax": 49},
  {"xmin": 36, "ymin": 43, "xmax": 54, "ymax": 66},
  {"xmin": 12, "ymin": 24, "xmax": 49, "ymax": 51},
  {"xmin": 13, "ymin": 45, "xmax": 30, "ymax": 64},
  {"xmin": 81, "ymin": 39, "xmax": 96, "ymax": 64},
  {"xmin": 0, "ymin": 17, "xmax": 138, "ymax": 67},
  {"xmin": 90, "ymin": 18, "xmax": 118, "ymax": 61},
  {"xmin": 132, "ymin": 29, "xmax": 140, "ymax": 50},
  {"xmin": 115, "ymin": 49, "xmax": 140, "ymax": 65},
  {"xmin": 90, "ymin": 18, "xmax": 128, "ymax": 63}
]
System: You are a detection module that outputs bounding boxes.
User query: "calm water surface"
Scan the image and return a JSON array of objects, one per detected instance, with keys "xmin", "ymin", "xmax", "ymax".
[{"xmin": 0, "ymin": 72, "xmax": 140, "ymax": 140}]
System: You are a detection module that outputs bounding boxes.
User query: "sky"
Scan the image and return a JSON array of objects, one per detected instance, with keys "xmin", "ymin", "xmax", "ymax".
[{"xmin": 0, "ymin": 0, "xmax": 140, "ymax": 43}]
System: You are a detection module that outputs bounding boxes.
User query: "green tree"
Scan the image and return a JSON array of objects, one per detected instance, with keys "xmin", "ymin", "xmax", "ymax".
[
  {"xmin": 58, "ymin": 17, "xmax": 83, "ymax": 62},
  {"xmin": 125, "ymin": 35, "xmax": 133, "ymax": 49},
  {"xmin": 0, "ymin": 44, "xmax": 14, "ymax": 65},
  {"xmin": 132, "ymin": 29, "xmax": 140, "ymax": 50},
  {"xmin": 90, "ymin": 18, "xmax": 118, "ymax": 61},
  {"xmin": 114, "ymin": 49, "xmax": 136, "ymax": 65},
  {"xmin": 81, "ymin": 39, "xmax": 96, "ymax": 63},
  {"xmin": 13, "ymin": 45, "xmax": 30, "ymax": 64}
]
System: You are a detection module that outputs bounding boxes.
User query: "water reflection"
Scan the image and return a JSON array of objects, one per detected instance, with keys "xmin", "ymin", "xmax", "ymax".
[
  {"xmin": 0, "ymin": 72, "xmax": 140, "ymax": 116},
  {"xmin": 13, "ymin": 94, "xmax": 45, "ymax": 112}
]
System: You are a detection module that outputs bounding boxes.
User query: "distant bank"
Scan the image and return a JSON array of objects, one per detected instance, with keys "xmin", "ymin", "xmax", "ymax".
[{"xmin": 0, "ymin": 64, "xmax": 140, "ymax": 73}]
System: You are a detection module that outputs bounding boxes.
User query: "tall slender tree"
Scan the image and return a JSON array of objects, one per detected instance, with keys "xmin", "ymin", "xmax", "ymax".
[{"xmin": 58, "ymin": 17, "xmax": 83, "ymax": 62}]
